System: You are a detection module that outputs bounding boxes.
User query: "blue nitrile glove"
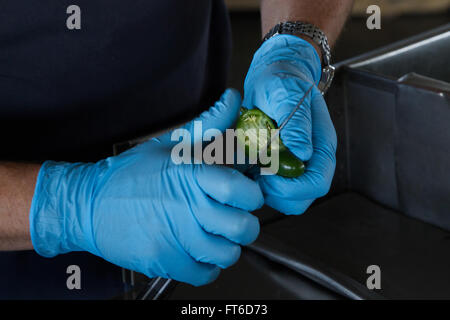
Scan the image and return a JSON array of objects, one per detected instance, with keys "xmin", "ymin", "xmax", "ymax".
[
  {"xmin": 30, "ymin": 89, "xmax": 263, "ymax": 286},
  {"xmin": 243, "ymin": 35, "xmax": 337, "ymax": 215}
]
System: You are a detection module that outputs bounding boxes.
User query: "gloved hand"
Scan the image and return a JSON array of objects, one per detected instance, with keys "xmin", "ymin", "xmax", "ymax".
[
  {"xmin": 243, "ymin": 35, "xmax": 337, "ymax": 215},
  {"xmin": 30, "ymin": 89, "xmax": 264, "ymax": 286}
]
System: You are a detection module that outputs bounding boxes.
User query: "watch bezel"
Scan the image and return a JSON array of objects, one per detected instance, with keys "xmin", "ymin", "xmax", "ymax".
[{"xmin": 318, "ymin": 65, "xmax": 335, "ymax": 94}]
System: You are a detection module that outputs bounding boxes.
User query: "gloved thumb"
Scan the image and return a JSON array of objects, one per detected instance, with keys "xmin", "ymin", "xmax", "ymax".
[
  {"xmin": 156, "ymin": 88, "xmax": 241, "ymax": 147},
  {"xmin": 195, "ymin": 88, "xmax": 242, "ymax": 135}
]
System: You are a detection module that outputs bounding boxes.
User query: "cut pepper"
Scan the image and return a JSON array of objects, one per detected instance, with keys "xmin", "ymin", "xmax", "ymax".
[{"xmin": 235, "ymin": 107, "xmax": 305, "ymax": 178}]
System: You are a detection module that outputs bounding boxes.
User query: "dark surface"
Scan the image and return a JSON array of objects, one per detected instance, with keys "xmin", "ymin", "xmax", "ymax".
[
  {"xmin": 332, "ymin": 26, "xmax": 450, "ymax": 231},
  {"xmin": 345, "ymin": 70, "xmax": 400, "ymax": 210},
  {"xmin": 396, "ymin": 84, "xmax": 450, "ymax": 229},
  {"xmin": 170, "ymin": 248, "xmax": 343, "ymax": 300},
  {"xmin": 258, "ymin": 192, "xmax": 450, "ymax": 299}
]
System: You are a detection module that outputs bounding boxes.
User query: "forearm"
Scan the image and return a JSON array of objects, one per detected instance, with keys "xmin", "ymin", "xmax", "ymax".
[
  {"xmin": 0, "ymin": 162, "xmax": 41, "ymax": 250},
  {"xmin": 261, "ymin": 0, "xmax": 354, "ymax": 48}
]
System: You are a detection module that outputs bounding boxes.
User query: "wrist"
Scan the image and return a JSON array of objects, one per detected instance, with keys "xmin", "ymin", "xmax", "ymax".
[{"xmin": 30, "ymin": 161, "xmax": 103, "ymax": 257}]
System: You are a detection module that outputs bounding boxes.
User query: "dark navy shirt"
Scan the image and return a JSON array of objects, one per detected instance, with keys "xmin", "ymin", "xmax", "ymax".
[{"xmin": 0, "ymin": 0, "xmax": 231, "ymax": 299}]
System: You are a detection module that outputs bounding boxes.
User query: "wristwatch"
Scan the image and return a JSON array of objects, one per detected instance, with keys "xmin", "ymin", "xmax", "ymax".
[{"xmin": 263, "ymin": 21, "xmax": 335, "ymax": 94}]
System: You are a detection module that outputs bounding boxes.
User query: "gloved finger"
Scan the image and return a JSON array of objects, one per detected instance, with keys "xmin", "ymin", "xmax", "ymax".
[
  {"xmin": 264, "ymin": 196, "xmax": 315, "ymax": 216},
  {"xmin": 156, "ymin": 251, "xmax": 221, "ymax": 287},
  {"xmin": 244, "ymin": 74, "xmax": 314, "ymax": 162},
  {"xmin": 156, "ymin": 88, "xmax": 241, "ymax": 147},
  {"xmin": 258, "ymin": 88, "xmax": 337, "ymax": 203},
  {"xmin": 195, "ymin": 164, "xmax": 264, "ymax": 212},
  {"xmin": 179, "ymin": 219, "xmax": 242, "ymax": 269},
  {"xmin": 194, "ymin": 196, "xmax": 260, "ymax": 245}
]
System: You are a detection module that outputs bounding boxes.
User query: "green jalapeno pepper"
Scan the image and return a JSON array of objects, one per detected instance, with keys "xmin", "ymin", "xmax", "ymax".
[{"xmin": 235, "ymin": 107, "xmax": 305, "ymax": 178}]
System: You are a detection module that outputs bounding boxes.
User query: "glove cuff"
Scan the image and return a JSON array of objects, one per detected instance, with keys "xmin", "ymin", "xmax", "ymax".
[{"xmin": 29, "ymin": 161, "xmax": 102, "ymax": 257}]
